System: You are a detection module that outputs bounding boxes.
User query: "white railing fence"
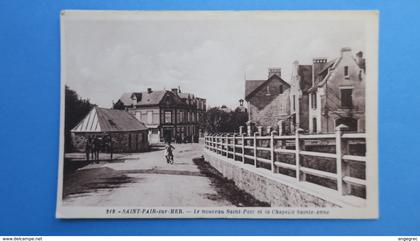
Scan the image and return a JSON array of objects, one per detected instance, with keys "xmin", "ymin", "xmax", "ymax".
[{"xmin": 204, "ymin": 124, "xmax": 367, "ymax": 200}]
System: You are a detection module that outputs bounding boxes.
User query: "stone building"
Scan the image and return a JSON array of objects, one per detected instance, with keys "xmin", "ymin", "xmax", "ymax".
[
  {"xmin": 114, "ymin": 87, "xmax": 206, "ymax": 143},
  {"xmin": 288, "ymin": 61, "xmax": 313, "ymax": 133},
  {"xmin": 308, "ymin": 47, "xmax": 366, "ymax": 133},
  {"xmin": 245, "ymin": 68, "xmax": 291, "ymax": 134},
  {"xmin": 71, "ymin": 107, "xmax": 149, "ymax": 153}
]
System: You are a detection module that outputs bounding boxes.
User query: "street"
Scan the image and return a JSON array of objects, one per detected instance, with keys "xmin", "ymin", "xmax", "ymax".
[{"xmin": 63, "ymin": 143, "xmax": 268, "ymax": 207}]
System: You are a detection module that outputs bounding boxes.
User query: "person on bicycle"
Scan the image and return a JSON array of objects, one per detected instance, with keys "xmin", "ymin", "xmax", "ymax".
[{"xmin": 164, "ymin": 140, "xmax": 175, "ymax": 164}]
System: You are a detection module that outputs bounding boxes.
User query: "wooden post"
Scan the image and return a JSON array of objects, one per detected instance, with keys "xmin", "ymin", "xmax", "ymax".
[
  {"xmin": 241, "ymin": 134, "xmax": 245, "ymax": 163},
  {"xmin": 225, "ymin": 135, "xmax": 229, "ymax": 157},
  {"xmin": 295, "ymin": 128, "xmax": 303, "ymax": 181},
  {"xmin": 336, "ymin": 124, "xmax": 348, "ymax": 195},
  {"xmin": 270, "ymin": 131, "xmax": 275, "ymax": 173},
  {"xmin": 254, "ymin": 133, "xmax": 257, "ymax": 167}
]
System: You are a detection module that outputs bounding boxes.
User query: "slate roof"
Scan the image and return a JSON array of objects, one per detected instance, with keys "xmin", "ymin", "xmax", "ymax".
[
  {"xmin": 71, "ymin": 107, "xmax": 148, "ymax": 133},
  {"xmin": 245, "ymin": 74, "xmax": 290, "ymax": 100},
  {"xmin": 136, "ymin": 90, "xmax": 167, "ymax": 106},
  {"xmin": 245, "ymin": 80, "xmax": 265, "ymax": 99},
  {"xmin": 317, "ymin": 59, "xmax": 336, "ymax": 76},
  {"xmin": 117, "ymin": 90, "xmax": 168, "ymax": 107}
]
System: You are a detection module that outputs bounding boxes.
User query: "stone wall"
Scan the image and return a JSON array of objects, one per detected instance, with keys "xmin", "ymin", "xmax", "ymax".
[
  {"xmin": 248, "ymin": 77, "xmax": 290, "ymax": 128},
  {"xmin": 204, "ymin": 151, "xmax": 339, "ymax": 207}
]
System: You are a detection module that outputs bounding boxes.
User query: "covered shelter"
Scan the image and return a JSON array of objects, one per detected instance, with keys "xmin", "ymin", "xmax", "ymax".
[{"xmin": 71, "ymin": 106, "xmax": 149, "ymax": 153}]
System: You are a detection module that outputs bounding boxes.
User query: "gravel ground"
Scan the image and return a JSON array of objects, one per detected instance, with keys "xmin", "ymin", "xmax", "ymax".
[{"xmin": 63, "ymin": 143, "xmax": 264, "ymax": 207}]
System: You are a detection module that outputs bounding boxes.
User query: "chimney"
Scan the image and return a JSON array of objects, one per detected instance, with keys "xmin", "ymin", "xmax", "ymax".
[
  {"xmin": 341, "ymin": 47, "xmax": 352, "ymax": 57},
  {"xmin": 147, "ymin": 88, "xmax": 152, "ymax": 94},
  {"xmin": 268, "ymin": 68, "xmax": 281, "ymax": 78},
  {"xmin": 356, "ymin": 51, "xmax": 366, "ymax": 72},
  {"xmin": 239, "ymin": 99, "xmax": 244, "ymax": 107},
  {"xmin": 312, "ymin": 58, "xmax": 328, "ymax": 83},
  {"xmin": 171, "ymin": 88, "xmax": 178, "ymax": 94}
]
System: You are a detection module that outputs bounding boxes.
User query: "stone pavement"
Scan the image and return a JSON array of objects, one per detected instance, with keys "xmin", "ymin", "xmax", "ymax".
[{"xmin": 62, "ymin": 143, "xmax": 235, "ymax": 207}]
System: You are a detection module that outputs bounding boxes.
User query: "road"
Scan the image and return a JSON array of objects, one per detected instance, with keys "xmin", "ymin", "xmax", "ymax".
[{"xmin": 63, "ymin": 143, "xmax": 238, "ymax": 207}]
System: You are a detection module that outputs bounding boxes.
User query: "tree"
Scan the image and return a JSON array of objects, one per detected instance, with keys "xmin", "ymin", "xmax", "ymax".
[
  {"xmin": 64, "ymin": 85, "xmax": 94, "ymax": 152},
  {"xmin": 205, "ymin": 107, "xmax": 248, "ymax": 134}
]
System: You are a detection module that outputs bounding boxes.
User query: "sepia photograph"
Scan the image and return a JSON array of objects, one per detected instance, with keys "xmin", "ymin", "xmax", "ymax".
[{"xmin": 56, "ymin": 10, "xmax": 378, "ymax": 218}]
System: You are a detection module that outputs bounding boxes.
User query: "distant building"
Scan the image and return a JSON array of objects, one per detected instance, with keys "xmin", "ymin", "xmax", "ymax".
[
  {"xmin": 114, "ymin": 87, "xmax": 206, "ymax": 143},
  {"xmin": 308, "ymin": 47, "xmax": 366, "ymax": 133},
  {"xmin": 288, "ymin": 61, "xmax": 313, "ymax": 133},
  {"xmin": 245, "ymin": 68, "xmax": 291, "ymax": 132},
  {"xmin": 71, "ymin": 107, "xmax": 149, "ymax": 153}
]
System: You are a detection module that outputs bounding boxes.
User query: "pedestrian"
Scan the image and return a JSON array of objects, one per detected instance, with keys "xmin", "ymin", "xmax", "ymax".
[{"xmin": 85, "ymin": 135, "xmax": 91, "ymax": 162}]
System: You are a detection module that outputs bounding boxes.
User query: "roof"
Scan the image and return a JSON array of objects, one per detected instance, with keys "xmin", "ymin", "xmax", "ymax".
[
  {"xmin": 118, "ymin": 90, "xmax": 188, "ymax": 107},
  {"xmin": 317, "ymin": 59, "xmax": 336, "ymax": 76},
  {"xmin": 136, "ymin": 90, "xmax": 167, "ymax": 106},
  {"xmin": 118, "ymin": 92, "xmax": 136, "ymax": 106},
  {"xmin": 71, "ymin": 107, "xmax": 148, "ymax": 133},
  {"xmin": 245, "ymin": 74, "xmax": 290, "ymax": 100},
  {"xmin": 245, "ymin": 80, "xmax": 265, "ymax": 98}
]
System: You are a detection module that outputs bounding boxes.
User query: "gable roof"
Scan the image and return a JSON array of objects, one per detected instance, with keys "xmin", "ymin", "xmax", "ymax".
[
  {"xmin": 71, "ymin": 107, "xmax": 148, "ymax": 133},
  {"xmin": 245, "ymin": 74, "xmax": 290, "ymax": 100}
]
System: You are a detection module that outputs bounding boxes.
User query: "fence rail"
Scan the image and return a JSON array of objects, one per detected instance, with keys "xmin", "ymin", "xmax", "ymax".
[{"xmin": 204, "ymin": 125, "xmax": 367, "ymax": 200}]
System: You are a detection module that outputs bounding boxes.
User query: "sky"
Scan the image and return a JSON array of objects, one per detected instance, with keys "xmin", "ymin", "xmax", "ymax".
[{"xmin": 62, "ymin": 11, "xmax": 369, "ymax": 109}]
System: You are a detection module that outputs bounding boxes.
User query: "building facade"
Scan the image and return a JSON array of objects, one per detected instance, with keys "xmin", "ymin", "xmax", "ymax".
[
  {"xmin": 288, "ymin": 61, "xmax": 313, "ymax": 133},
  {"xmin": 308, "ymin": 48, "xmax": 366, "ymax": 133},
  {"xmin": 114, "ymin": 88, "xmax": 206, "ymax": 143},
  {"xmin": 245, "ymin": 68, "xmax": 291, "ymax": 133}
]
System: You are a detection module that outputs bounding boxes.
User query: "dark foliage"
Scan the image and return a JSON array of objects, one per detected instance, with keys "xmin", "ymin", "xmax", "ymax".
[
  {"xmin": 64, "ymin": 85, "xmax": 94, "ymax": 152},
  {"xmin": 205, "ymin": 107, "xmax": 248, "ymax": 133}
]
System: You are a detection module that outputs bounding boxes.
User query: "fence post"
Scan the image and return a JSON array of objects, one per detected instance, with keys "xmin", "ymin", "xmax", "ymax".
[
  {"xmin": 225, "ymin": 135, "xmax": 228, "ymax": 157},
  {"xmin": 336, "ymin": 124, "xmax": 348, "ymax": 196},
  {"xmin": 295, "ymin": 128, "xmax": 304, "ymax": 181},
  {"xmin": 270, "ymin": 131, "xmax": 275, "ymax": 173},
  {"xmin": 254, "ymin": 133, "xmax": 257, "ymax": 167},
  {"xmin": 241, "ymin": 134, "xmax": 245, "ymax": 163},
  {"xmin": 232, "ymin": 134, "xmax": 236, "ymax": 161}
]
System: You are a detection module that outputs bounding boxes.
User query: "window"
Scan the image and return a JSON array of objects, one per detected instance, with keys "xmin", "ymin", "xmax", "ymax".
[
  {"xmin": 279, "ymin": 85, "xmax": 283, "ymax": 94},
  {"xmin": 312, "ymin": 118, "xmax": 317, "ymax": 133},
  {"xmin": 344, "ymin": 66, "xmax": 349, "ymax": 77},
  {"xmin": 135, "ymin": 112, "xmax": 141, "ymax": 121},
  {"xmin": 311, "ymin": 93, "xmax": 317, "ymax": 109},
  {"xmin": 266, "ymin": 85, "xmax": 271, "ymax": 95},
  {"xmin": 341, "ymin": 88, "xmax": 353, "ymax": 108},
  {"xmin": 153, "ymin": 112, "xmax": 159, "ymax": 124},
  {"xmin": 179, "ymin": 111, "xmax": 183, "ymax": 123},
  {"xmin": 164, "ymin": 111, "xmax": 172, "ymax": 124},
  {"xmin": 147, "ymin": 111, "xmax": 153, "ymax": 124}
]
